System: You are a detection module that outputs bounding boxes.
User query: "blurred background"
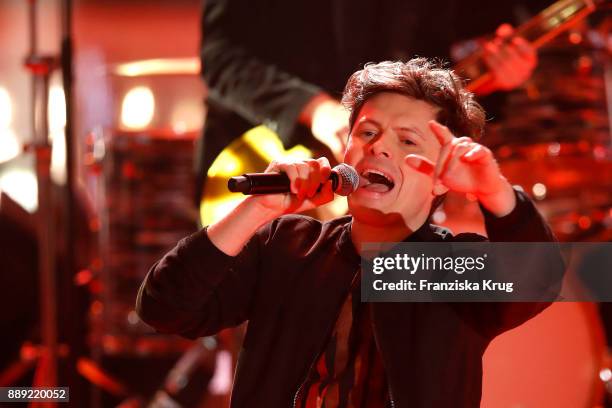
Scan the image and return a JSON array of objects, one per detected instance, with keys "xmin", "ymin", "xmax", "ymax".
[{"xmin": 0, "ymin": 0, "xmax": 610, "ymax": 407}]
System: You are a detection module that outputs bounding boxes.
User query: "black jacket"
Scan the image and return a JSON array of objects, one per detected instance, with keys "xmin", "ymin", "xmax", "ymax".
[{"xmin": 136, "ymin": 189, "xmax": 562, "ymax": 407}]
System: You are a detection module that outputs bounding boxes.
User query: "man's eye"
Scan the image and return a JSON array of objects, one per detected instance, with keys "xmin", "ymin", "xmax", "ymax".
[
  {"xmin": 361, "ymin": 130, "xmax": 376, "ymax": 137},
  {"xmin": 402, "ymin": 139, "xmax": 416, "ymax": 145}
]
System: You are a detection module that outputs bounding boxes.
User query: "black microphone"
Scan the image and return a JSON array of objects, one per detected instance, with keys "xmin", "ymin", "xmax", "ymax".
[{"xmin": 228, "ymin": 163, "xmax": 359, "ymax": 196}]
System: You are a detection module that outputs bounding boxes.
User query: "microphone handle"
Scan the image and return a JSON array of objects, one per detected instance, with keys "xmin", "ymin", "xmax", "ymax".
[{"xmin": 228, "ymin": 172, "xmax": 339, "ymax": 195}]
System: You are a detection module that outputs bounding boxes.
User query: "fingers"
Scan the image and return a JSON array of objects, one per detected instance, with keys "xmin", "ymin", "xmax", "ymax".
[
  {"xmin": 495, "ymin": 23, "xmax": 514, "ymax": 39},
  {"xmin": 428, "ymin": 121, "xmax": 475, "ymax": 180},
  {"xmin": 483, "ymin": 42, "xmax": 520, "ymax": 83},
  {"xmin": 445, "ymin": 141, "xmax": 473, "ymax": 175},
  {"xmin": 462, "ymin": 144, "xmax": 491, "ymax": 164},
  {"xmin": 483, "ymin": 25, "xmax": 537, "ymax": 91},
  {"xmin": 430, "ymin": 121, "xmax": 455, "ymax": 178},
  {"xmin": 512, "ymin": 37, "xmax": 536, "ymax": 63},
  {"xmin": 295, "ymin": 161, "xmax": 312, "ymax": 200},
  {"xmin": 296, "ymin": 157, "xmax": 334, "ymax": 212},
  {"xmin": 267, "ymin": 160, "xmax": 301, "ymax": 194},
  {"xmin": 304, "ymin": 158, "xmax": 335, "ymax": 210},
  {"xmin": 309, "ymin": 180, "xmax": 335, "ymax": 207},
  {"xmin": 438, "ymin": 137, "xmax": 473, "ymax": 179},
  {"xmin": 429, "ymin": 120, "xmax": 454, "ymax": 147},
  {"xmin": 266, "ymin": 157, "xmax": 332, "ymax": 200},
  {"xmin": 423, "ymin": 121, "xmax": 490, "ymax": 184},
  {"xmin": 405, "ymin": 154, "xmax": 436, "ymax": 176},
  {"xmin": 317, "ymin": 156, "xmax": 332, "ymax": 181}
]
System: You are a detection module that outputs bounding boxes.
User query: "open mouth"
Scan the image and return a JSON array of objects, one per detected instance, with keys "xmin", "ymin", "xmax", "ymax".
[{"xmin": 360, "ymin": 169, "xmax": 395, "ymax": 193}]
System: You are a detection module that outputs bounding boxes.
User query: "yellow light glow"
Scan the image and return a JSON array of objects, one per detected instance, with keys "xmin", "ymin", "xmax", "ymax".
[
  {"xmin": 207, "ymin": 149, "xmax": 243, "ymax": 178},
  {"xmin": 113, "ymin": 58, "xmax": 200, "ymax": 77},
  {"xmin": 243, "ymin": 126, "xmax": 283, "ymax": 161},
  {"xmin": 284, "ymin": 145, "xmax": 312, "ymax": 160},
  {"xmin": 120, "ymin": 86, "xmax": 155, "ymax": 130},
  {"xmin": 200, "ymin": 196, "xmax": 244, "ymax": 226},
  {"xmin": 0, "ymin": 87, "xmax": 12, "ymax": 128},
  {"xmin": 243, "ymin": 126, "xmax": 312, "ymax": 162},
  {"xmin": 323, "ymin": 196, "xmax": 349, "ymax": 218}
]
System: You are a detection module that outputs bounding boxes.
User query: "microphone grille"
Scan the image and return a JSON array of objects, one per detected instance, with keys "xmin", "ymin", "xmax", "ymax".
[{"xmin": 333, "ymin": 163, "xmax": 359, "ymax": 196}]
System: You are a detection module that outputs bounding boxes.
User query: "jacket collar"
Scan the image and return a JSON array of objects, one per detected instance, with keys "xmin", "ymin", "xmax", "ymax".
[{"xmin": 335, "ymin": 215, "xmax": 445, "ymax": 264}]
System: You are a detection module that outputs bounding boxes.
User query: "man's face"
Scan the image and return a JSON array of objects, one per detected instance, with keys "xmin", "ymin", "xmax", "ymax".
[{"xmin": 344, "ymin": 92, "xmax": 444, "ymax": 226}]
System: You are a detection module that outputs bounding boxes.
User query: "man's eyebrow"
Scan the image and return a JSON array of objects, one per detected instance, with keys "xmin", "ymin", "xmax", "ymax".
[
  {"xmin": 395, "ymin": 125, "xmax": 425, "ymax": 140},
  {"xmin": 357, "ymin": 118, "xmax": 382, "ymax": 127}
]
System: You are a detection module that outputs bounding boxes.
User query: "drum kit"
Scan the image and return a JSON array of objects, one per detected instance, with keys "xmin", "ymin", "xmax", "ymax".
[{"xmin": 16, "ymin": 6, "xmax": 607, "ymax": 408}]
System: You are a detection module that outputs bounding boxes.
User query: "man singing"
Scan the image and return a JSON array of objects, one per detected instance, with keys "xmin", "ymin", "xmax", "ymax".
[{"xmin": 137, "ymin": 59, "xmax": 560, "ymax": 407}]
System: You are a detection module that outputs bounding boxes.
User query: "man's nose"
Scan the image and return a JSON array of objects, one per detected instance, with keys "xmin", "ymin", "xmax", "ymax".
[{"xmin": 367, "ymin": 132, "xmax": 391, "ymax": 158}]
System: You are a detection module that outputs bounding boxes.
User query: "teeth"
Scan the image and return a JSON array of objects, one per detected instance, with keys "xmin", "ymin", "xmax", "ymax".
[{"xmin": 362, "ymin": 169, "xmax": 392, "ymax": 183}]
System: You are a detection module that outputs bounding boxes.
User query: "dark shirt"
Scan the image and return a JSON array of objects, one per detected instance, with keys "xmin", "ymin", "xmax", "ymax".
[
  {"xmin": 295, "ymin": 275, "xmax": 389, "ymax": 408},
  {"xmin": 136, "ymin": 188, "xmax": 563, "ymax": 407}
]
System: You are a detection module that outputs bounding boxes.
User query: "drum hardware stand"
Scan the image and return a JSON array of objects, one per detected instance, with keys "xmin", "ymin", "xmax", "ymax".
[
  {"xmin": 147, "ymin": 338, "xmax": 218, "ymax": 408},
  {"xmin": 0, "ymin": 0, "xmax": 86, "ymax": 406},
  {"xmin": 24, "ymin": 17, "xmax": 61, "ymax": 407},
  {"xmin": 76, "ymin": 357, "xmax": 142, "ymax": 406}
]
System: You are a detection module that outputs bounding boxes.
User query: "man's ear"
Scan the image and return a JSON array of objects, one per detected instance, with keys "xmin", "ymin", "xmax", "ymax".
[{"xmin": 432, "ymin": 179, "xmax": 449, "ymax": 196}]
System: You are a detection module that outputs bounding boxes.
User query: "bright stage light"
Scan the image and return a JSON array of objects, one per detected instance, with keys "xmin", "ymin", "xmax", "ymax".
[
  {"xmin": 48, "ymin": 85, "xmax": 66, "ymax": 132},
  {"xmin": 113, "ymin": 58, "xmax": 200, "ymax": 77},
  {"xmin": 47, "ymin": 84, "xmax": 67, "ymax": 184},
  {"xmin": 0, "ymin": 128, "xmax": 20, "ymax": 163},
  {"xmin": 532, "ymin": 183, "xmax": 547, "ymax": 200},
  {"xmin": 0, "ymin": 168, "xmax": 38, "ymax": 213},
  {"xmin": 0, "ymin": 87, "xmax": 12, "ymax": 128},
  {"xmin": 120, "ymin": 86, "xmax": 155, "ymax": 130},
  {"xmin": 170, "ymin": 101, "xmax": 204, "ymax": 133}
]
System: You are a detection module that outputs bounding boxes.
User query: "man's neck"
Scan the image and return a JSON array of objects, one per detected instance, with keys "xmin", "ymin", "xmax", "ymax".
[{"xmin": 350, "ymin": 209, "xmax": 430, "ymax": 255}]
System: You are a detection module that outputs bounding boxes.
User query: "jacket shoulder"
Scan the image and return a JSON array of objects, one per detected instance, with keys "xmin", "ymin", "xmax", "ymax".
[{"xmin": 260, "ymin": 214, "xmax": 350, "ymax": 247}]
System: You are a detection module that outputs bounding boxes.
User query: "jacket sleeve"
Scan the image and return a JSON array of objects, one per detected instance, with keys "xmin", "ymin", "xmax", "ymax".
[
  {"xmin": 481, "ymin": 187, "xmax": 557, "ymax": 243},
  {"xmin": 454, "ymin": 188, "xmax": 565, "ymax": 339},
  {"xmin": 201, "ymin": 0, "xmax": 322, "ymax": 147},
  {"xmin": 136, "ymin": 223, "xmax": 270, "ymax": 339}
]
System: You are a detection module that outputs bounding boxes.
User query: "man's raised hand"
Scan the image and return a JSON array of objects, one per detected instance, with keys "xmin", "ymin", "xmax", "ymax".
[{"xmin": 405, "ymin": 121, "xmax": 516, "ymax": 217}]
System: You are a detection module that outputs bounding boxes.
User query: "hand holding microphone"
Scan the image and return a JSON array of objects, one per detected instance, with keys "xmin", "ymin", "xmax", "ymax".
[
  {"xmin": 229, "ymin": 157, "xmax": 358, "ymax": 216},
  {"xmin": 207, "ymin": 157, "xmax": 357, "ymax": 256}
]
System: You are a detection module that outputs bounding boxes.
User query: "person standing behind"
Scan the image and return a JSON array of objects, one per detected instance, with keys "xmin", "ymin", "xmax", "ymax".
[{"xmin": 194, "ymin": 0, "xmax": 541, "ymax": 204}]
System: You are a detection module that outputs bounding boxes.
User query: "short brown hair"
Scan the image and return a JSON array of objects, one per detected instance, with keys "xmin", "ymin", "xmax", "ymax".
[{"xmin": 341, "ymin": 58, "xmax": 485, "ymax": 139}]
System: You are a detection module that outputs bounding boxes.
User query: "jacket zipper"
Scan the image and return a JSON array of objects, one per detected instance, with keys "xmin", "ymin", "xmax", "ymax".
[
  {"xmin": 370, "ymin": 305, "xmax": 396, "ymax": 408},
  {"xmin": 292, "ymin": 268, "xmax": 361, "ymax": 408}
]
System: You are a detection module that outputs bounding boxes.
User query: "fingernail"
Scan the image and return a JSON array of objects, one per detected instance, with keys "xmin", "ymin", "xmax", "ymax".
[{"xmin": 405, "ymin": 156, "xmax": 422, "ymax": 168}]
